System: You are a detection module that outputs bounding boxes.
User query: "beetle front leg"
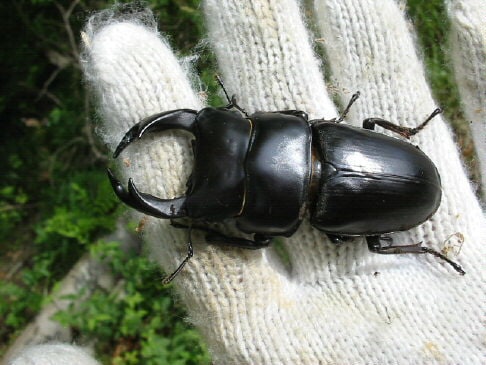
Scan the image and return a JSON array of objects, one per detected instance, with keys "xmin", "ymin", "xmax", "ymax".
[
  {"xmin": 366, "ymin": 235, "xmax": 465, "ymax": 275},
  {"xmin": 162, "ymin": 228, "xmax": 194, "ymax": 285},
  {"xmin": 362, "ymin": 108, "xmax": 442, "ymax": 139},
  {"xmin": 163, "ymin": 222, "xmax": 270, "ymax": 284},
  {"xmin": 335, "ymin": 91, "xmax": 361, "ymax": 123},
  {"xmin": 171, "ymin": 221, "xmax": 271, "ymax": 249}
]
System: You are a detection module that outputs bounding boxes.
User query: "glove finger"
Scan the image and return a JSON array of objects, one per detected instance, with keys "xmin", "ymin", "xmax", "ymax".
[
  {"xmin": 313, "ymin": 0, "xmax": 486, "ymax": 274},
  {"xmin": 203, "ymin": 0, "xmax": 336, "ymax": 116},
  {"xmin": 83, "ymin": 11, "xmax": 305, "ymax": 347},
  {"xmin": 203, "ymin": 0, "xmax": 355, "ymax": 281},
  {"xmin": 83, "ymin": 10, "xmax": 212, "ymax": 283},
  {"xmin": 448, "ymin": 0, "xmax": 486, "ymax": 199},
  {"xmin": 309, "ymin": 0, "xmax": 486, "ymax": 362}
]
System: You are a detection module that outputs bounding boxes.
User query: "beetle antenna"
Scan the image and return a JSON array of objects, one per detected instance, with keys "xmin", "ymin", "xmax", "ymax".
[{"xmin": 162, "ymin": 225, "xmax": 194, "ymax": 284}]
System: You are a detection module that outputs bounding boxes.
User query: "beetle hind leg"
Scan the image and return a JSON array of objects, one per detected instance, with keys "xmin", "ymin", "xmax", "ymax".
[
  {"xmin": 362, "ymin": 108, "xmax": 442, "ymax": 139},
  {"xmin": 366, "ymin": 235, "xmax": 465, "ymax": 275}
]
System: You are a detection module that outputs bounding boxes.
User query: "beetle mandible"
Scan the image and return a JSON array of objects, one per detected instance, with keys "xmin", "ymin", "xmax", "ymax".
[{"xmin": 108, "ymin": 78, "xmax": 465, "ymax": 282}]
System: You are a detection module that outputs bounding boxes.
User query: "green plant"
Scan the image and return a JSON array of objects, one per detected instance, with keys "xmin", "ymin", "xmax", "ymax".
[
  {"xmin": 406, "ymin": 0, "xmax": 478, "ymax": 186},
  {"xmin": 55, "ymin": 240, "xmax": 210, "ymax": 364},
  {"xmin": 0, "ymin": 1, "xmax": 213, "ymax": 361}
]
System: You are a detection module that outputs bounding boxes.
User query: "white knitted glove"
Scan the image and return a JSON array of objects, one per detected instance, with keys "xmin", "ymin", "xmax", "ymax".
[{"xmin": 12, "ymin": 1, "xmax": 484, "ymax": 364}]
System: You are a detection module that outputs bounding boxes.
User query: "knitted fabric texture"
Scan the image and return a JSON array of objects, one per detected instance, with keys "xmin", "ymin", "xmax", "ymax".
[
  {"xmin": 7, "ymin": 344, "xmax": 101, "ymax": 365},
  {"xmin": 13, "ymin": 1, "xmax": 486, "ymax": 364}
]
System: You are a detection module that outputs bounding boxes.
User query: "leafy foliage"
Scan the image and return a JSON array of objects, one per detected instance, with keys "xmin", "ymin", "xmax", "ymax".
[
  {"xmin": 407, "ymin": 0, "xmax": 461, "ymax": 121},
  {"xmin": 55, "ymin": 241, "xmax": 210, "ymax": 364},
  {"xmin": 406, "ymin": 0, "xmax": 478, "ymax": 186},
  {"xmin": 0, "ymin": 0, "xmax": 212, "ymax": 362}
]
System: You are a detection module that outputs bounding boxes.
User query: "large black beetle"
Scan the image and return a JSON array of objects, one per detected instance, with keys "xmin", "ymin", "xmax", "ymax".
[{"xmin": 108, "ymin": 87, "xmax": 465, "ymax": 282}]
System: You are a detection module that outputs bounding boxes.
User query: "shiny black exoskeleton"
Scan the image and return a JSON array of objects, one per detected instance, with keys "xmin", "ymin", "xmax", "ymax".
[{"xmin": 108, "ymin": 84, "xmax": 465, "ymax": 282}]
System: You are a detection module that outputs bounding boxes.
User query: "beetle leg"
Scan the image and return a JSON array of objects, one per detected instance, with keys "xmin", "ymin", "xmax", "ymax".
[
  {"xmin": 229, "ymin": 95, "xmax": 250, "ymax": 117},
  {"xmin": 162, "ymin": 226, "xmax": 194, "ymax": 284},
  {"xmin": 163, "ymin": 221, "xmax": 270, "ymax": 283},
  {"xmin": 215, "ymin": 74, "xmax": 249, "ymax": 117},
  {"xmin": 206, "ymin": 232, "xmax": 271, "ymax": 249},
  {"xmin": 310, "ymin": 91, "xmax": 360, "ymax": 125},
  {"xmin": 366, "ymin": 236, "xmax": 465, "ymax": 275},
  {"xmin": 171, "ymin": 221, "xmax": 271, "ymax": 249},
  {"xmin": 113, "ymin": 109, "xmax": 197, "ymax": 158},
  {"xmin": 362, "ymin": 108, "xmax": 442, "ymax": 139},
  {"xmin": 335, "ymin": 91, "xmax": 361, "ymax": 123},
  {"xmin": 215, "ymin": 74, "xmax": 232, "ymax": 104},
  {"xmin": 326, "ymin": 234, "xmax": 353, "ymax": 245}
]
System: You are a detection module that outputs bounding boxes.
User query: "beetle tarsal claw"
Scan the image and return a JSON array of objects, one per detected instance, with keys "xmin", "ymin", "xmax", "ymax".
[{"xmin": 420, "ymin": 247, "xmax": 466, "ymax": 276}]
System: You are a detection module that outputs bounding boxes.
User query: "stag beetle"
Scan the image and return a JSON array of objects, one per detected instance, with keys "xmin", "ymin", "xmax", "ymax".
[{"xmin": 108, "ymin": 79, "xmax": 465, "ymax": 282}]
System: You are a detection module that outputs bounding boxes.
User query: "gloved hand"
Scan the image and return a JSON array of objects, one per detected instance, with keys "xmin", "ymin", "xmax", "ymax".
[{"xmin": 12, "ymin": 1, "xmax": 485, "ymax": 364}]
